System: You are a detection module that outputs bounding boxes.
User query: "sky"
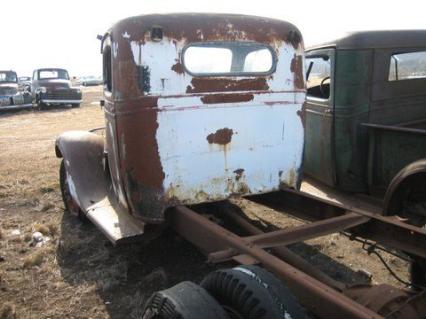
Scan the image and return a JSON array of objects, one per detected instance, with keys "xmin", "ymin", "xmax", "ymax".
[{"xmin": 1, "ymin": 0, "xmax": 425, "ymax": 77}]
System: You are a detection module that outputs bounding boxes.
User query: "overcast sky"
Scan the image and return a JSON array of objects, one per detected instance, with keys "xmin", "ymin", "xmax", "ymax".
[{"xmin": 1, "ymin": 0, "xmax": 425, "ymax": 77}]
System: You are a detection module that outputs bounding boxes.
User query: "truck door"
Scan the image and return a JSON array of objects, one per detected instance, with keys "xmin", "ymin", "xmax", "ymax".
[{"xmin": 304, "ymin": 48, "xmax": 336, "ymax": 186}]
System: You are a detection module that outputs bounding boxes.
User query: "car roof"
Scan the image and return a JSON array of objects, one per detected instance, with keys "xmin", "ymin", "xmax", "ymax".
[
  {"xmin": 35, "ymin": 68, "xmax": 68, "ymax": 72},
  {"xmin": 111, "ymin": 13, "xmax": 302, "ymax": 46},
  {"xmin": 307, "ymin": 30, "xmax": 426, "ymax": 51}
]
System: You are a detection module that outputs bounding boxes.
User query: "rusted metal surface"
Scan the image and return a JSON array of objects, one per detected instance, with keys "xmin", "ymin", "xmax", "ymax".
[
  {"xmin": 244, "ymin": 212, "xmax": 369, "ymax": 248},
  {"xmin": 216, "ymin": 206, "xmax": 347, "ymax": 292},
  {"xmin": 344, "ymin": 285, "xmax": 425, "ymax": 319},
  {"xmin": 102, "ymin": 13, "xmax": 306, "ymax": 222},
  {"xmin": 169, "ymin": 204, "xmax": 426, "ymax": 318},
  {"xmin": 169, "ymin": 205, "xmax": 384, "ymax": 319},
  {"xmin": 383, "ymin": 159, "xmax": 426, "ymax": 216},
  {"xmin": 55, "ymin": 131, "xmax": 145, "ymax": 243},
  {"xmin": 250, "ymin": 189, "xmax": 426, "ymax": 258}
]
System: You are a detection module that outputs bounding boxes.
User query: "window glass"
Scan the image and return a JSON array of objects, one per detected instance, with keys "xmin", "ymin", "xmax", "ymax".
[
  {"xmin": 39, "ymin": 69, "xmax": 69, "ymax": 80},
  {"xmin": 306, "ymin": 56, "xmax": 331, "ymax": 99},
  {"xmin": 0, "ymin": 72, "xmax": 17, "ymax": 82},
  {"xmin": 183, "ymin": 42, "xmax": 274, "ymax": 76},
  {"xmin": 389, "ymin": 51, "xmax": 426, "ymax": 81},
  {"xmin": 103, "ymin": 40, "xmax": 112, "ymax": 92}
]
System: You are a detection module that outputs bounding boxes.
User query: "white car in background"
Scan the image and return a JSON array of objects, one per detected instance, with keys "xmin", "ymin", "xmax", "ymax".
[{"xmin": 76, "ymin": 75, "xmax": 102, "ymax": 86}]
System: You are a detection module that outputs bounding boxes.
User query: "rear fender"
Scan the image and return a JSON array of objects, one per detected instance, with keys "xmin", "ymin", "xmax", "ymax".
[
  {"xmin": 55, "ymin": 131, "xmax": 105, "ymax": 210},
  {"xmin": 383, "ymin": 159, "xmax": 426, "ymax": 215},
  {"xmin": 55, "ymin": 131, "xmax": 145, "ymax": 244}
]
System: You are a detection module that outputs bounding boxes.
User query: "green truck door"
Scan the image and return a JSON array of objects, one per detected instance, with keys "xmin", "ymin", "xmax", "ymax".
[{"xmin": 304, "ymin": 48, "xmax": 335, "ymax": 186}]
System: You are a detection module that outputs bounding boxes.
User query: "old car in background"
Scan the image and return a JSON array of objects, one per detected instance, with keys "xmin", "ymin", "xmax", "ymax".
[
  {"xmin": 32, "ymin": 68, "xmax": 82, "ymax": 109},
  {"xmin": 18, "ymin": 76, "xmax": 32, "ymax": 92},
  {"xmin": 55, "ymin": 15, "xmax": 426, "ymax": 319},
  {"xmin": 304, "ymin": 30, "xmax": 426, "ymax": 222},
  {"xmin": 76, "ymin": 75, "xmax": 102, "ymax": 86},
  {"xmin": 304, "ymin": 30, "xmax": 426, "ymax": 289},
  {"xmin": 0, "ymin": 70, "xmax": 32, "ymax": 110}
]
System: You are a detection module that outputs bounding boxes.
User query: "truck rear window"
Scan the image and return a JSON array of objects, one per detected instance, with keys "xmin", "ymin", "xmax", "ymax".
[
  {"xmin": 183, "ymin": 42, "xmax": 275, "ymax": 76},
  {"xmin": 389, "ymin": 51, "xmax": 426, "ymax": 81}
]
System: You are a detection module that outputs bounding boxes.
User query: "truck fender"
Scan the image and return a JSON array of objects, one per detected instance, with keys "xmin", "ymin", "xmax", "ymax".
[
  {"xmin": 55, "ymin": 131, "xmax": 146, "ymax": 244},
  {"xmin": 383, "ymin": 159, "xmax": 426, "ymax": 215},
  {"xmin": 55, "ymin": 131, "xmax": 105, "ymax": 212}
]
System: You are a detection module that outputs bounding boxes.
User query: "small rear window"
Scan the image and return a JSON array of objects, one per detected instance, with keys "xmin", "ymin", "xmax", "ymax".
[
  {"xmin": 183, "ymin": 42, "xmax": 275, "ymax": 76},
  {"xmin": 389, "ymin": 51, "xmax": 426, "ymax": 81}
]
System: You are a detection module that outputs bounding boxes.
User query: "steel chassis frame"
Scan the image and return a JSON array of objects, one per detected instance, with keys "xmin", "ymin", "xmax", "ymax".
[{"xmin": 168, "ymin": 189, "xmax": 426, "ymax": 319}]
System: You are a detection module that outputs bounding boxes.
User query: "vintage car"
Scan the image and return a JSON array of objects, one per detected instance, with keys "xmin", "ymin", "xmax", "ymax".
[
  {"xmin": 18, "ymin": 76, "xmax": 32, "ymax": 92},
  {"xmin": 0, "ymin": 70, "xmax": 32, "ymax": 110},
  {"xmin": 304, "ymin": 30, "xmax": 426, "ymax": 225},
  {"xmin": 76, "ymin": 75, "xmax": 102, "ymax": 86},
  {"xmin": 54, "ymin": 15, "xmax": 426, "ymax": 319},
  {"xmin": 32, "ymin": 68, "xmax": 82, "ymax": 109},
  {"xmin": 56, "ymin": 13, "xmax": 305, "ymax": 240}
]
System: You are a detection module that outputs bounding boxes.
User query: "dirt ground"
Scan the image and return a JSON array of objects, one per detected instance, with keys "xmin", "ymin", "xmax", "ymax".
[{"xmin": 0, "ymin": 87, "xmax": 409, "ymax": 318}]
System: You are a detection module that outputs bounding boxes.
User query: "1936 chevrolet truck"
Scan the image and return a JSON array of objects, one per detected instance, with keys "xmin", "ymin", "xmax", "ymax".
[
  {"xmin": 304, "ymin": 31, "xmax": 426, "ymax": 225},
  {"xmin": 56, "ymin": 15, "xmax": 426, "ymax": 319}
]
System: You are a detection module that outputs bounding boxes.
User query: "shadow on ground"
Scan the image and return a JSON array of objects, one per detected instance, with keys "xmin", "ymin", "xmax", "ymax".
[{"xmin": 57, "ymin": 211, "xmax": 222, "ymax": 318}]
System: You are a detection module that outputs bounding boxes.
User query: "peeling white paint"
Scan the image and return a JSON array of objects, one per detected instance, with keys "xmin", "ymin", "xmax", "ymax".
[
  {"xmin": 112, "ymin": 41, "xmax": 118, "ymax": 58},
  {"xmin": 156, "ymin": 93, "xmax": 304, "ymax": 202},
  {"xmin": 126, "ymin": 36, "xmax": 305, "ymax": 204}
]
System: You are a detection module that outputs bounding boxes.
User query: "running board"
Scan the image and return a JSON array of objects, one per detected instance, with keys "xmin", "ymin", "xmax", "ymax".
[{"xmin": 86, "ymin": 196, "xmax": 145, "ymax": 245}]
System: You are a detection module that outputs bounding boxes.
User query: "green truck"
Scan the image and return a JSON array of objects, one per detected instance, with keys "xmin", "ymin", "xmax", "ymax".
[{"xmin": 304, "ymin": 30, "xmax": 426, "ymax": 226}]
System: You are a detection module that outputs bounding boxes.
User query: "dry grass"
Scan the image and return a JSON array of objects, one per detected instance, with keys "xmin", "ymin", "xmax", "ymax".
[
  {"xmin": 33, "ymin": 223, "xmax": 49, "ymax": 236},
  {"xmin": 0, "ymin": 86, "xmax": 411, "ymax": 318},
  {"xmin": 0, "ymin": 303, "xmax": 16, "ymax": 319},
  {"xmin": 22, "ymin": 251, "xmax": 44, "ymax": 268}
]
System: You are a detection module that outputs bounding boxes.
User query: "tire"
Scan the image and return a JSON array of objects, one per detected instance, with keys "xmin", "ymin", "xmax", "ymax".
[
  {"xmin": 71, "ymin": 103, "xmax": 80, "ymax": 108},
  {"xmin": 142, "ymin": 281, "xmax": 228, "ymax": 319},
  {"xmin": 59, "ymin": 160, "xmax": 86, "ymax": 220},
  {"xmin": 201, "ymin": 265, "xmax": 310, "ymax": 319},
  {"xmin": 410, "ymin": 256, "xmax": 426, "ymax": 289}
]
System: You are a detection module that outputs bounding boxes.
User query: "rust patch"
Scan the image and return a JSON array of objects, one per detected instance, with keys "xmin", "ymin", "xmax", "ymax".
[
  {"xmin": 234, "ymin": 168, "xmax": 245, "ymax": 181},
  {"xmin": 290, "ymin": 54, "xmax": 305, "ymax": 90},
  {"xmin": 115, "ymin": 14, "xmax": 302, "ymax": 47},
  {"xmin": 201, "ymin": 93, "xmax": 254, "ymax": 104},
  {"xmin": 187, "ymin": 78, "xmax": 269, "ymax": 94},
  {"xmin": 171, "ymin": 62, "xmax": 184, "ymax": 74},
  {"xmin": 207, "ymin": 128, "xmax": 233, "ymax": 145},
  {"xmin": 287, "ymin": 30, "xmax": 302, "ymax": 49},
  {"xmin": 297, "ymin": 102, "xmax": 307, "ymax": 129}
]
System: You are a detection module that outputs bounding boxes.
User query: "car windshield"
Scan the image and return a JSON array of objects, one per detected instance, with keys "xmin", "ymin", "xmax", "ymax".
[
  {"xmin": 0, "ymin": 72, "xmax": 18, "ymax": 83},
  {"xmin": 39, "ymin": 69, "xmax": 69, "ymax": 80}
]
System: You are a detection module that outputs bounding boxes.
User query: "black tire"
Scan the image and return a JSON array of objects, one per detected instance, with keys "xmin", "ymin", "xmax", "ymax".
[
  {"xmin": 71, "ymin": 103, "xmax": 80, "ymax": 108},
  {"xmin": 59, "ymin": 160, "xmax": 86, "ymax": 220},
  {"xmin": 201, "ymin": 265, "xmax": 310, "ymax": 319},
  {"xmin": 410, "ymin": 256, "xmax": 426, "ymax": 289},
  {"xmin": 142, "ymin": 281, "xmax": 228, "ymax": 319}
]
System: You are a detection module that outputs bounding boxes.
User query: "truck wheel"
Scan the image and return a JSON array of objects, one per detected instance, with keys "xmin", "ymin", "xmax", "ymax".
[
  {"xmin": 142, "ymin": 281, "xmax": 228, "ymax": 319},
  {"xmin": 201, "ymin": 265, "xmax": 310, "ymax": 319},
  {"xmin": 410, "ymin": 256, "xmax": 426, "ymax": 289},
  {"xmin": 59, "ymin": 160, "xmax": 86, "ymax": 221},
  {"xmin": 71, "ymin": 103, "xmax": 80, "ymax": 108}
]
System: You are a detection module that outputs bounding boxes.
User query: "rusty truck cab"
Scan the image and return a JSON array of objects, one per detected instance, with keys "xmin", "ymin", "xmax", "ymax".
[{"xmin": 57, "ymin": 14, "xmax": 305, "ymax": 243}]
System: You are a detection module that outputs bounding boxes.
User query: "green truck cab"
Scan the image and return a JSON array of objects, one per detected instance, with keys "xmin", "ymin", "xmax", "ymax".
[{"xmin": 304, "ymin": 30, "xmax": 426, "ymax": 222}]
